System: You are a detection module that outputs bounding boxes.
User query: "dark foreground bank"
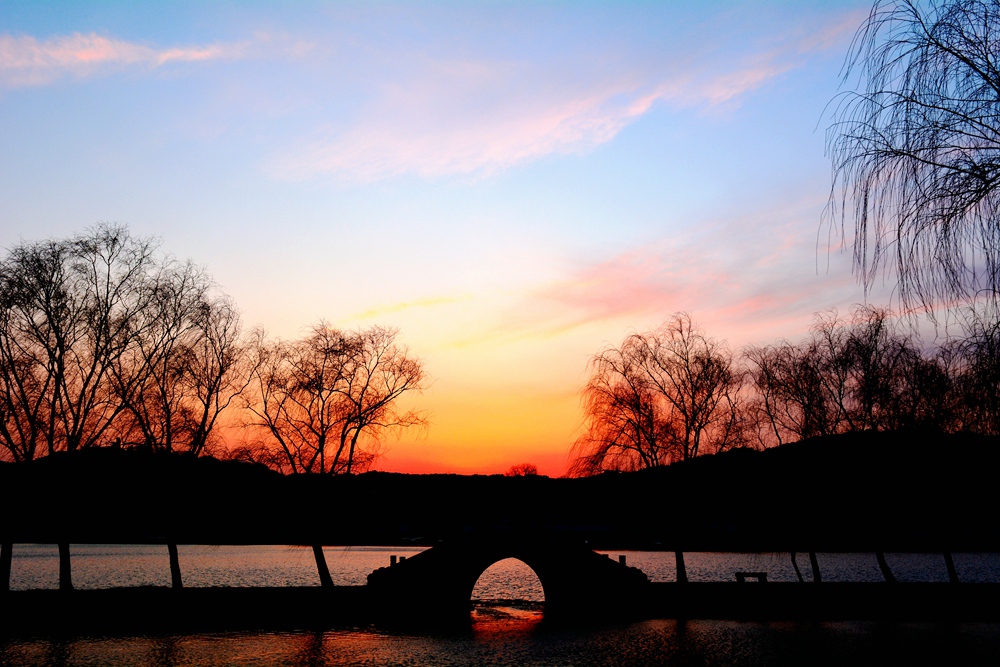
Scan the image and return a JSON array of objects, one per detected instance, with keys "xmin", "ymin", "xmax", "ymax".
[{"xmin": 5, "ymin": 618, "xmax": 1000, "ymax": 667}]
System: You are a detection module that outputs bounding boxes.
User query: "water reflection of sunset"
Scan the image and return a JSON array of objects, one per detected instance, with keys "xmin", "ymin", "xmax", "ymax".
[{"xmin": 471, "ymin": 605, "xmax": 544, "ymax": 638}]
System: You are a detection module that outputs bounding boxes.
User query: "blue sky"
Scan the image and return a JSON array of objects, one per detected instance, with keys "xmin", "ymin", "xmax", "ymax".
[{"xmin": 0, "ymin": 1, "xmax": 894, "ymax": 473}]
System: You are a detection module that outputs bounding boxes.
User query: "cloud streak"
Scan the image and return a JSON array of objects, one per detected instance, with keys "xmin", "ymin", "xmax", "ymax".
[
  {"xmin": 349, "ymin": 294, "xmax": 472, "ymax": 321},
  {"xmin": 276, "ymin": 13, "xmax": 859, "ymax": 183},
  {"xmin": 491, "ymin": 195, "xmax": 883, "ymax": 347},
  {"xmin": 0, "ymin": 32, "xmax": 248, "ymax": 87}
]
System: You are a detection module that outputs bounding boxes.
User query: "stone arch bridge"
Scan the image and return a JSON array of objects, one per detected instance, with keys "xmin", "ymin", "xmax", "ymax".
[{"xmin": 366, "ymin": 534, "xmax": 651, "ymax": 622}]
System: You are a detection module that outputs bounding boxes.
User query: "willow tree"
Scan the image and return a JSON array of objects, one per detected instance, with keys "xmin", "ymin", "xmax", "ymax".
[
  {"xmin": 571, "ymin": 313, "xmax": 743, "ymax": 475},
  {"xmin": 828, "ymin": 0, "xmax": 1000, "ymax": 308}
]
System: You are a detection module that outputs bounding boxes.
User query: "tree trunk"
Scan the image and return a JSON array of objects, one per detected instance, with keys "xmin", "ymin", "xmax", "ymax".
[
  {"xmin": 944, "ymin": 552, "xmax": 960, "ymax": 584},
  {"xmin": 313, "ymin": 545, "xmax": 333, "ymax": 588},
  {"xmin": 168, "ymin": 543, "xmax": 183, "ymax": 589},
  {"xmin": 790, "ymin": 552, "xmax": 804, "ymax": 583},
  {"xmin": 58, "ymin": 542, "xmax": 73, "ymax": 591},
  {"xmin": 1, "ymin": 543, "xmax": 12, "ymax": 592},
  {"xmin": 875, "ymin": 551, "xmax": 897, "ymax": 583},
  {"xmin": 809, "ymin": 551, "xmax": 822, "ymax": 583},
  {"xmin": 675, "ymin": 551, "xmax": 688, "ymax": 584}
]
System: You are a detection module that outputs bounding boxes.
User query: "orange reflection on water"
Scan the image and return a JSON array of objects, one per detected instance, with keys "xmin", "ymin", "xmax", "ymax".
[{"xmin": 470, "ymin": 604, "xmax": 544, "ymax": 638}]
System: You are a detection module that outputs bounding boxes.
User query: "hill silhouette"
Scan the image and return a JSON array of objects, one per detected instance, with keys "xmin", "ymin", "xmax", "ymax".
[{"xmin": 1, "ymin": 429, "xmax": 997, "ymax": 550}]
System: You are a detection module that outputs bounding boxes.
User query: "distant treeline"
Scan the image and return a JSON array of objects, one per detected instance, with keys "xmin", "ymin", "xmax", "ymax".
[
  {"xmin": 571, "ymin": 308, "xmax": 1000, "ymax": 475},
  {"xmin": 4, "ymin": 225, "xmax": 1000, "ymax": 477},
  {"xmin": 0, "ymin": 224, "xmax": 425, "ymax": 473}
]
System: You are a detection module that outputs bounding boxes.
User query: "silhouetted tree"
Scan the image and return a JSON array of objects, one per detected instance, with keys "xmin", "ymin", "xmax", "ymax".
[
  {"xmin": 886, "ymin": 341, "xmax": 959, "ymax": 431},
  {"xmin": 572, "ymin": 314, "xmax": 743, "ymax": 475},
  {"xmin": 0, "ymin": 225, "xmax": 254, "ymax": 588},
  {"xmin": 333, "ymin": 326, "xmax": 427, "ymax": 475},
  {"xmin": 745, "ymin": 306, "xmax": 955, "ymax": 446},
  {"xmin": 571, "ymin": 333, "xmax": 667, "ymax": 475},
  {"xmin": 828, "ymin": 0, "xmax": 1000, "ymax": 307},
  {"xmin": 115, "ymin": 258, "xmax": 210, "ymax": 452},
  {"xmin": 505, "ymin": 463, "xmax": 539, "ymax": 476},
  {"xmin": 246, "ymin": 324, "xmax": 425, "ymax": 474},
  {"xmin": 247, "ymin": 325, "xmax": 351, "ymax": 474},
  {"xmin": 178, "ymin": 296, "xmax": 253, "ymax": 456},
  {"xmin": 954, "ymin": 301, "xmax": 1000, "ymax": 433},
  {"xmin": 745, "ymin": 340, "xmax": 839, "ymax": 446},
  {"xmin": 830, "ymin": 306, "xmax": 913, "ymax": 431},
  {"xmin": 0, "ymin": 225, "xmax": 250, "ymax": 464},
  {"xmin": 122, "ymin": 288, "xmax": 250, "ymax": 456},
  {"xmin": 0, "ymin": 224, "xmax": 161, "ymax": 460},
  {"xmin": 640, "ymin": 313, "xmax": 744, "ymax": 461}
]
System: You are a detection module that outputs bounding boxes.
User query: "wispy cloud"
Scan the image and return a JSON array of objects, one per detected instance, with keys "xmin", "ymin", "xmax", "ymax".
[
  {"xmin": 278, "ymin": 71, "xmax": 655, "ymax": 182},
  {"xmin": 275, "ymin": 13, "xmax": 858, "ymax": 183},
  {"xmin": 0, "ymin": 32, "xmax": 249, "ymax": 88},
  {"xmin": 489, "ymin": 195, "xmax": 880, "ymax": 346},
  {"xmin": 349, "ymin": 294, "xmax": 472, "ymax": 321}
]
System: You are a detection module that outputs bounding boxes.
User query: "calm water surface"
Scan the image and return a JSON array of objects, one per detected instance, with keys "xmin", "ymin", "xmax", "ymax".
[
  {"xmin": 3, "ymin": 620, "xmax": 1000, "ymax": 666},
  {"xmin": 10, "ymin": 545, "xmax": 1000, "ymax": 592},
  {"xmin": 4, "ymin": 546, "xmax": 1000, "ymax": 666}
]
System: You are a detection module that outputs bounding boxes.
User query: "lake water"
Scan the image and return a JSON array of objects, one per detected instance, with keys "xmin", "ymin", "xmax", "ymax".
[
  {"xmin": 10, "ymin": 544, "xmax": 1000, "ymax": 592},
  {"xmin": 3, "ymin": 546, "xmax": 1000, "ymax": 666}
]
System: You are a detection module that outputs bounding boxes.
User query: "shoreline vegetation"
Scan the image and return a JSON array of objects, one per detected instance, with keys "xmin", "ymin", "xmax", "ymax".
[
  {"xmin": 2, "ymin": 429, "xmax": 998, "ymax": 551},
  {"xmin": 6, "ymin": 226, "xmax": 1000, "ymax": 481}
]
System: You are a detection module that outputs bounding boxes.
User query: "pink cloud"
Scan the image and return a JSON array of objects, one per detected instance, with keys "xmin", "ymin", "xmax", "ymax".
[
  {"xmin": 276, "ymin": 74, "xmax": 653, "ymax": 182},
  {"xmin": 0, "ymin": 32, "xmax": 248, "ymax": 87},
  {"xmin": 495, "ymin": 195, "xmax": 884, "ymax": 347},
  {"xmin": 275, "ymin": 12, "xmax": 858, "ymax": 182}
]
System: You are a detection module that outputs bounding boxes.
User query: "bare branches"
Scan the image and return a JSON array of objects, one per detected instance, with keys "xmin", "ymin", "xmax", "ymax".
[
  {"xmin": 0, "ymin": 226, "xmax": 427, "ymax": 472},
  {"xmin": 571, "ymin": 313, "xmax": 743, "ymax": 475},
  {"xmin": 744, "ymin": 305, "xmax": 962, "ymax": 447},
  {"xmin": 828, "ymin": 0, "xmax": 1000, "ymax": 308},
  {"xmin": 245, "ymin": 324, "xmax": 426, "ymax": 474},
  {"xmin": 573, "ymin": 305, "xmax": 1000, "ymax": 476},
  {"xmin": 0, "ymin": 224, "xmax": 158, "ymax": 456},
  {"xmin": 0, "ymin": 225, "xmax": 249, "ymax": 461}
]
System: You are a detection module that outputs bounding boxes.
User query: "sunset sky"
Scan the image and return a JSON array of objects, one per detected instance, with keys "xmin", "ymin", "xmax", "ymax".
[{"xmin": 0, "ymin": 1, "xmax": 896, "ymax": 475}]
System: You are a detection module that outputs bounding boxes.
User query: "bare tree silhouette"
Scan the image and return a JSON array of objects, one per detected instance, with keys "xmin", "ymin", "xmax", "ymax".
[
  {"xmin": 572, "ymin": 314, "xmax": 743, "ymax": 475},
  {"xmin": 745, "ymin": 340, "xmax": 839, "ymax": 446},
  {"xmin": 246, "ymin": 323, "xmax": 425, "ymax": 475},
  {"xmin": 122, "ymin": 288, "xmax": 251, "ymax": 456},
  {"xmin": 335, "ymin": 326, "xmax": 427, "ymax": 475},
  {"xmin": 828, "ymin": 0, "xmax": 1000, "ymax": 307},
  {"xmin": 0, "ymin": 224, "xmax": 249, "ymax": 465},
  {"xmin": 0, "ymin": 224, "xmax": 160, "ymax": 460},
  {"xmin": 955, "ymin": 301, "xmax": 1000, "ymax": 433},
  {"xmin": 745, "ymin": 306, "xmax": 957, "ymax": 446},
  {"xmin": 115, "ymin": 258, "xmax": 210, "ymax": 452},
  {"xmin": 0, "ymin": 225, "xmax": 254, "ymax": 589},
  {"xmin": 571, "ymin": 333, "xmax": 666, "ymax": 474}
]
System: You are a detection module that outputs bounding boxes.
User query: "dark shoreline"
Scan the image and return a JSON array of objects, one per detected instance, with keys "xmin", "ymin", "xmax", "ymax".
[{"xmin": 5, "ymin": 431, "xmax": 1000, "ymax": 552}]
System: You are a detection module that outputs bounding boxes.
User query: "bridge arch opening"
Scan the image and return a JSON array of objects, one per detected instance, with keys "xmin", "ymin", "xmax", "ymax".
[
  {"xmin": 469, "ymin": 557, "xmax": 545, "ymax": 630},
  {"xmin": 471, "ymin": 557, "xmax": 545, "ymax": 603}
]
